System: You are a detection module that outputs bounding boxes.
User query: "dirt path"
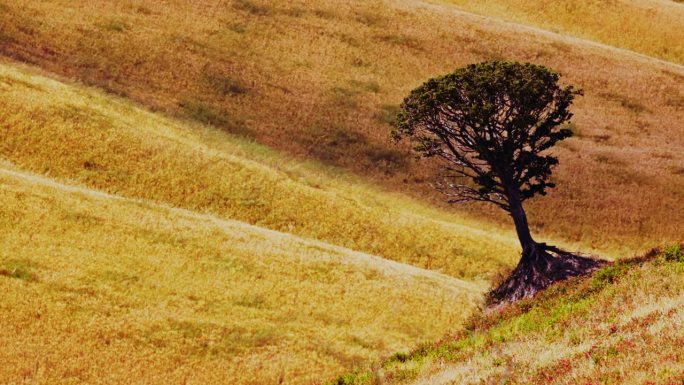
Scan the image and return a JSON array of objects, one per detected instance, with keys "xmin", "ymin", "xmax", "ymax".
[
  {"xmin": 398, "ymin": 0, "xmax": 684, "ymax": 73},
  {"xmin": 0, "ymin": 166, "xmax": 488, "ymax": 294}
]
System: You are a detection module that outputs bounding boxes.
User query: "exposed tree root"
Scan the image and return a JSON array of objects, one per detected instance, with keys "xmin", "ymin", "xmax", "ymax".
[{"xmin": 488, "ymin": 242, "xmax": 609, "ymax": 304}]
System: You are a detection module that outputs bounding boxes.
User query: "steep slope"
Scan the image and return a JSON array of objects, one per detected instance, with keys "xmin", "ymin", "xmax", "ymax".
[
  {"xmin": 435, "ymin": 0, "xmax": 684, "ymax": 65},
  {"xmin": 332, "ymin": 245, "xmax": 684, "ymax": 385},
  {"xmin": 1, "ymin": 0, "xmax": 682, "ymax": 255},
  {"xmin": 0, "ymin": 163, "xmax": 485, "ymax": 385},
  {"xmin": 0, "ymin": 61, "xmax": 519, "ymax": 280}
]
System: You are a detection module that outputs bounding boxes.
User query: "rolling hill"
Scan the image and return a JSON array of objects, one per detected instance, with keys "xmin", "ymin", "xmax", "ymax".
[
  {"xmin": 0, "ymin": 61, "xmax": 518, "ymax": 280},
  {"xmin": 1, "ymin": 0, "xmax": 682, "ymax": 256},
  {"xmin": 0, "ymin": 0, "xmax": 682, "ymax": 384},
  {"xmin": 0, "ymin": 58, "xmax": 515, "ymax": 383},
  {"xmin": 436, "ymin": 0, "xmax": 684, "ymax": 65},
  {"xmin": 336, "ymin": 245, "xmax": 684, "ymax": 385},
  {"xmin": 0, "ymin": 163, "xmax": 483, "ymax": 384}
]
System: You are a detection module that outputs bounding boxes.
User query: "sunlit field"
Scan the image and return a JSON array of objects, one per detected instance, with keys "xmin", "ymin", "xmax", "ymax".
[
  {"xmin": 0, "ymin": 0, "xmax": 682, "ymax": 384},
  {"xmin": 0, "ymin": 164, "xmax": 486, "ymax": 384},
  {"xmin": 340, "ymin": 245, "xmax": 684, "ymax": 385},
  {"xmin": 0, "ymin": 63, "xmax": 520, "ymax": 280},
  {"xmin": 0, "ymin": 0, "xmax": 681, "ymax": 255},
  {"xmin": 437, "ymin": 0, "xmax": 684, "ymax": 64}
]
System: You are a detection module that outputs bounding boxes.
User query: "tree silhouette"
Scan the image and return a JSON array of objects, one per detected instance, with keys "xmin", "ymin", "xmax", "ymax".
[{"xmin": 394, "ymin": 61, "xmax": 605, "ymax": 303}]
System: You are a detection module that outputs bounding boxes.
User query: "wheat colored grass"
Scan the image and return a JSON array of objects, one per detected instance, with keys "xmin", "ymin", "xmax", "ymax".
[
  {"xmin": 0, "ymin": 164, "xmax": 486, "ymax": 385},
  {"xmin": 0, "ymin": 0, "xmax": 681, "ymax": 255}
]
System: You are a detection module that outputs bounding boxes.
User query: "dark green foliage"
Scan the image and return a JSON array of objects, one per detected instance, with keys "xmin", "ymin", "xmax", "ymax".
[
  {"xmin": 393, "ymin": 63, "xmax": 600, "ymax": 303},
  {"xmin": 664, "ymin": 244, "xmax": 684, "ymax": 262},
  {"xmin": 393, "ymin": 61, "xmax": 580, "ymax": 209},
  {"xmin": 590, "ymin": 263, "xmax": 629, "ymax": 291}
]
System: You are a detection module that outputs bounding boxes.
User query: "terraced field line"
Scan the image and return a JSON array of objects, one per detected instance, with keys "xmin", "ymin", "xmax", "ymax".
[
  {"xmin": 402, "ymin": 0, "xmax": 684, "ymax": 72},
  {"xmin": 0, "ymin": 167, "xmax": 487, "ymax": 293}
]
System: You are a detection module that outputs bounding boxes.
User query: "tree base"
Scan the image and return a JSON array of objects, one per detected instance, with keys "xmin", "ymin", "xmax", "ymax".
[{"xmin": 488, "ymin": 242, "xmax": 608, "ymax": 304}]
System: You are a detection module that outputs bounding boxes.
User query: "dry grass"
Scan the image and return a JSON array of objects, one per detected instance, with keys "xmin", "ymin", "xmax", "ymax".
[
  {"xmin": 339, "ymin": 245, "xmax": 684, "ymax": 385},
  {"xmin": 0, "ymin": 1, "xmax": 682, "ymax": 383},
  {"xmin": 0, "ymin": 164, "xmax": 487, "ymax": 385},
  {"xmin": 0, "ymin": 0, "xmax": 681, "ymax": 256},
  {"xmin": 0, "ymin": 62, "xmax": 520, "ymax": 280},
  {"xmin": 0, "ymin": 61, "xmax": 508, "ymax": 384},
  {"xmin": 437, "ymin": 0, "xmax": 684, "ymax": 65}
]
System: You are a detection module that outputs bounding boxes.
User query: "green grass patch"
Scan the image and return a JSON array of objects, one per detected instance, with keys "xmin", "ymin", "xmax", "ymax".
[
  {"xmin": 663, "ymin": 244, "xmax": 684, "ymax": 262},
  {"xmin": 330, "ymin": 249, "xmax": 680, "ymax": 385}
]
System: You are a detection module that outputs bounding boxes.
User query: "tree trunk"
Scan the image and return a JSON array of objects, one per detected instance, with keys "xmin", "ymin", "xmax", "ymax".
[
  {"xmin": 488, "ymin": 192, "xmax": 607, "ymax": 304},
  {"xmin": 508, "ymin": 195, "xmax": 535, "ymax": 253}
]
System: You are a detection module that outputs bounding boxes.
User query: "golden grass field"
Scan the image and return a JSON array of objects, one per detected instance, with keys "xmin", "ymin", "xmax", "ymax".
[
  {"xmin": 437, "ymin": 0, "xmax": 684, "ymax": 65},
  {"xmin": 0, "ymin": 0, "xmax": 682, "ymax": 384},
  {"xmin": 0, "ymin": 62, "xmax": 519, "ymax": 280},
  {"xmin": 0, "ymin": 163, "xmax": 485, "ymax": 385},
  {"xmin": 0, "ymin": 0, "xmax": 682, "ymax": 256},
  {"xmin": 342, "ymin": 245, "xmax": 684, "ymax": 385},
  {"xmin": 0, "ymin": 61, "xmax": 521, "ymax": 383}
]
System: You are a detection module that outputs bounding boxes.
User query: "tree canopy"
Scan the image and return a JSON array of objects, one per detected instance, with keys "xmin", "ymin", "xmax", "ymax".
[{"xmin": 393, "ymin": 61, "xmax": 581, "ymax": 211}]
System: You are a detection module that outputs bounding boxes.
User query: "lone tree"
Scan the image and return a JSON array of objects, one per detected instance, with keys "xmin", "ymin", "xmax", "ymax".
[{"xmin": 394, "ymin": 61, "xmax": 605, "ymax": 303}]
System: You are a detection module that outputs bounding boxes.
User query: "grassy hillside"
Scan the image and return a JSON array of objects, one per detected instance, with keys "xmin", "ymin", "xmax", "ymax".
[
  {"xmin": 0, "ymin": 62, "xmax": 520, "ymax": 280},
  {"xmin": 0, "ymin": 0, "xmax": 682, "ymax": 383},
  {"xmin": 437, "ymin": 0, "xmax": 684, "ymax": 65},
  {"xmin": 1, "ymin": 0, "xmax": 682, "ymax": 256},
  {"xmin": 333, "ymin": 244, "xmax": 684, "ymax": 385},
  {"xmin": 0, "ymin": 163, "xmax": 486, "ymax": 384}
]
